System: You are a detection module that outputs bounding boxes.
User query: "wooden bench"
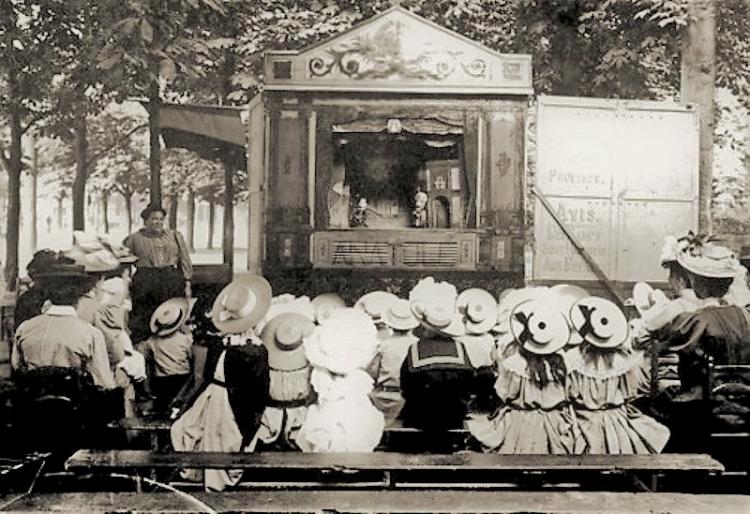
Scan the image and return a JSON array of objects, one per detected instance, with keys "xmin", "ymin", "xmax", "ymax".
[
  {"xmin": 2, "ymin": 490, "xmax": 749, "ymax": 513},
  {"xmin": 109, "ymin": 417, "xmax": 470, "ymax": 452},
  {"xmin": 65, "ymin": 449, "xmax": 723, "ymax": 493}
]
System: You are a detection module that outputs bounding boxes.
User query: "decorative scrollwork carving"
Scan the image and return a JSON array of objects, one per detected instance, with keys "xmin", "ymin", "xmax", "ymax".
[{"xmin": 461, "ymin": 59, "xmax": 487, "ymax": 78}]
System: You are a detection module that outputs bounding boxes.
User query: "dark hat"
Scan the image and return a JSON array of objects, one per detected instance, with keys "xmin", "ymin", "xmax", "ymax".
[
  {"xmin": 140, "ymin": 203, "xmax": 167, "ymax": 220},
  {"xmin": 33, "ymin": 262, "xmax": 87, "ymax": 279},
  {"xmin": 739, "ymin": 246, "xmax": 750, "ymax": 265}
]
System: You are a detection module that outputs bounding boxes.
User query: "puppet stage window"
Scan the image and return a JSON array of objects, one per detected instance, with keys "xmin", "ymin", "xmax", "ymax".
[{"xmin": 325, "ymin": 118, "xmax": 470, "ymax": 230}]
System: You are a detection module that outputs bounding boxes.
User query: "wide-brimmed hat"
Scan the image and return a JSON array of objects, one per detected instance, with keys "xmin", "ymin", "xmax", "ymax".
[
  {"xmin": 150, "ymin": 297, "xmax": 197, "ymax": 336},
  {"xmin": 261, "ymin": 312, "xmax": 315, "ymax": 371},
  {"xmin": 354, "ymin": 291, "xmax": 399, "ymax": 323},
  {"xmin": 64, "ymin": 231, "xmax": 137, "ymax": 273},
  {"xmin": 255, "ymin": 294, "xmax": 315, "ymax": 335},
  {"xmin": 411, "ymin": 301, "xmax": 466, "ymax": 338},
  {"xmin": 209, "ymin": 275, "xmax": 272, "ymax": 334},
  {"xmin": 570, "ymin": 296, "xmax": 629, "ymax": 349},
  {"xmin": 99, "ymin": 277, "xmax": 129, "ymax": 307},
  {"xmin": 456, "ymin": 288, "xmax": 498, "ymax": 335},
  {"xmin": 311, "ymin": 293, "xmax": 346, "ymax": 325},
  {"xmin": 493, "ymin": 286, "xmax": 551, "ymax": 334},
  {"xmin": 677, "ymin": 242, "xmax": 742, "ymax": 279},
  {"xmin": 510, "ymin": 299, "xmax": 569, "ymax": 355},
  {"xmin": 383, "ymin": 299, "xmax": 419, "ymax": 331},
  {"xmin": 629, "ymin": 282, "xmax": 668, "ymax": 317},
  {"xmin": 304, "ymin": 308, "xmax": 378, "ymax": 374}
]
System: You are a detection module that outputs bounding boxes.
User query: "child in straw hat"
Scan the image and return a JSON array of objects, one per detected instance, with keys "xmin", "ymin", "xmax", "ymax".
[
  {"xmin": 400, "ymin": 278, "xmax": 475, "ymax": 433},
  {"xmin": 565, "ymin": 296, "xmax": 670, "ymax": 454},
  {"xmin": 139, "ymin": 297, "xmax": 197, "ymax": 415},
  {"xmin": 367, "ymin": 298, "xmax": 419, "ymax": 427},
  {"xmin": 170, "ymin": 275, "xmax": 271, "ymax": 491},
  {"xmin": 467, "ymin": 299, "xmax": 577, "ymax": 454},
  {"xmin": 297, "ymin": 308, "xmax": 384, "ymax": 452}
]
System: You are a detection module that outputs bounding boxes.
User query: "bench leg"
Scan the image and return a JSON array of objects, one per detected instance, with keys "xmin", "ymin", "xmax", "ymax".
[
  {"xmin": 383, "ymin": 471, "xmax": 394, "ymax": 489},
  {"xmin": 135, "ymin": 474, "xmax": 143, "ymax": 493}
]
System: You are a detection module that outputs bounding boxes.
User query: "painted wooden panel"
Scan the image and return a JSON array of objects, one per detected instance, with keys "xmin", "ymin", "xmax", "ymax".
[
  {"xmin": 485, "ymin": 108, "xmax": 525, "ymax": 234},
  {"xmin": 269, "ymin": 110, "xmax": 308, "ymax": 224},
  {"xmin": 532, "ymin": 96, "xmax": 699, "ymax": 283}
]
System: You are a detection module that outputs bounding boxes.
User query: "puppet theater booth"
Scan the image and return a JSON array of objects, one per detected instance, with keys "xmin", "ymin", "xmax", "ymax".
[
  {"xmin": 155, "ymin": 6, "xmax": 699, "ymax": 299},
  {"xmin": 155, "ymin": 6, "xmax": 531, "ymax": 297}
]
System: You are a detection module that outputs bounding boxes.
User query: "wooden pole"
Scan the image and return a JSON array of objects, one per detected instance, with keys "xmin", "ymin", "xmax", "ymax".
[
  {"xmin": 681, "ymin": 0, "xmax": 716, "ymax": 234},
  {"xmin": 148, "ymin": 80, "xmax": 162, "ymax": 206}
]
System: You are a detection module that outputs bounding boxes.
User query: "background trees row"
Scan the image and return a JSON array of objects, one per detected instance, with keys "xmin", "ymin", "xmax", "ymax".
[{"xmin": 1, "ymin": 0, "xmax": 748, "ymax": 285}]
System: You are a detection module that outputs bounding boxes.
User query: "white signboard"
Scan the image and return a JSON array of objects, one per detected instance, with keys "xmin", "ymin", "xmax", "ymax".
[{"xmin": 532, "ymin": 96, "xmax": 699, "ymax": 282}]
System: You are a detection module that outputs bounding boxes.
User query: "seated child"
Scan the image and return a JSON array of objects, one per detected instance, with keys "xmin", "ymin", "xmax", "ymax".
[
  {"xmin": 467, "ymin": 299, "xmax": 577, "ymax": 454},
  {"xmin": 368, "ymin": 299, "xmax": 419, "ymax": 427},
  {"xmin": 139, "ymin": 297, "xmax": 196, "ymax": 414},
  {"xmin": 400, "ymin": 278, "xmax": 475, "ymax": 432},
  {"xmin": 297, "ymin": 308, "xmax": 384, "ymax": 452},
  {"xmin": 566, "ymin": 296, "xmax": 670, "ymax": 454}
]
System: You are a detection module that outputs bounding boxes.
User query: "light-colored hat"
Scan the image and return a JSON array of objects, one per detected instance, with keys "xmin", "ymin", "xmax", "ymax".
[
  {"xmin": 630, "ymin": 282, "xmax": 669, "ymax": 317},
  {"xmin": 311, "ymin": 293, "xmax": 346, "ymax": 325},
  {"xmin": 255, "ymin": 294, "xmax": 315, "ymax": 335},
  {"xmin": 64, "ymin": 231, "xmax": 137, "ymax": 272},
  {"xmin": 99, "ymin": 277, "xmax": 129, "ymax": 307},
  {"xmin": 260, "ymin": 312, "xmax": 315, "ymax": 372},
  {"xmin": 304, "ymin": 308, "xmax": 378, "ymax": 374},
  {"xmin": 456, "ymin": 288, "xmax": 498, "ymax": 335},
  {"xmin": 411, "ymin": 301, "xmax": 466, "ymax": 338},
  {"xmin": 570, "ymin": 296, "xmax": 629, "ymax": 349},
  {"xmin": 509, "ymin": 299, "xmax": 569, "ymax": 355},
  {"xmin": 150, "ymin": 297, "xmax": 197, "ymax": 336},
  {"xmin": 677, "ymin": 242, "xmax": 742, "ymax": 279},
  {"xmin": 493, "ymin": 286, "xmax": 551, "ymax": 334},
  {"xmin": 383, "ymin": 299, "xmax": 419, "ymax": 331},
  {"xmin": 660, "ymin": 236, "xmax": 688, "ymax": 266},
  {"xmin": 209, "ymin": 275, "xmax": 272, "ymax": 334},
  {"xmin": 354, "ymin": 291, "xmax": 399, "ymax": 323}
]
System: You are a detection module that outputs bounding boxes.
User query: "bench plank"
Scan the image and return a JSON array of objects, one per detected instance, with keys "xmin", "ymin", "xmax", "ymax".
[
  {"xmin": 66, "ymin": 450, "xmax": 724, "ymax": 473},
  {"xmin": 1, "ymin": 491, "xmax": 748, "ymax": 513}
]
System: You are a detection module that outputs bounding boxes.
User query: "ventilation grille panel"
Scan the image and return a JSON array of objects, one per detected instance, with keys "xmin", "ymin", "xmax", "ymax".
[
  {"xmin": 331, "ymin": 241, "xmax": 392, "ymax": 265},
  {"xmin": 401, "ymin": 242, "xmax": 459, "ymax": 266}
]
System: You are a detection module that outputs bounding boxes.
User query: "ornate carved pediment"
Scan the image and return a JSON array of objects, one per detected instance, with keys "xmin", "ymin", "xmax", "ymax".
[{"xmin": 264, "ymin": 7, "xmax": 532, "ymax": 95}]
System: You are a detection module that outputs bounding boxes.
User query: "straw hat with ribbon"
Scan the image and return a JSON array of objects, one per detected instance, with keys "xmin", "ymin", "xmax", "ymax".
[
  {"xmin": 255, "ymin": 294, "xmax": 315, "ymax": 335},
  {"xmin": 456, "ymin": 288, "xmax": 498, "ymax": 335},
  {"xmin": 383, "ymin": 298, "xmax": 419, "ymax": 331},
  {"xmin": 509, "ymin": 299, "xmax": 570, "ymax": 355},
  {"xmin": 311, "ymin": 293, "xmax": 346, "ymax": 325},
  {"xmin": 493, "ymin": 286, "xmax": 551, "ymax": 334},
  {"xmin": 354, "ymin": 291, "xmax": 399, "ymax": 324},
  {"xmin": 150, "ymin": 297, "xmax": 197, "ymax": 337},
  {"xmin": 209, "ymin": 275, "xmax": 273, "ymax": 334},
  {"xmin": 411, "ymin": 301, "xmax": 466, "ymax": 338},
  {"xmin": 260, "ymin": 312, "xmax": 315, "ymax": 372},
  {"xmin": 570, "ymin": 296, "xmax": 630, "ymax": 349}
]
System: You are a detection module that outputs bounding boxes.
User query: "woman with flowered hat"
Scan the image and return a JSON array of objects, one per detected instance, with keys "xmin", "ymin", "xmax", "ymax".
[
  {"xmin": 170, "ymin": 275, "xmax": 271, "ymax": 491},
  {"xmin": 256, "ymin": 309, "xmax": 317, "ymax": 450},
  {"xmin": 297, "ymin": 308, "xmax": 384, "ymax": 452},
  {"xmin": 565, "ymin": 296, "xmax": 670, "ymax": 454},
  {"xmin": 400, "ymin": 278, "xmax": 475, "ymax": 433},
  {"xmin": 467, "ymin": 299, "xmax": 577, "ymax": 454},
  {"xmin": 367, "ymin": 298, "xmax": 419, "ymax": 427}
]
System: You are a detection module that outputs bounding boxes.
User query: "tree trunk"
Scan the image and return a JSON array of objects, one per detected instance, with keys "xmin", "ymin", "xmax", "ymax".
[
  {"xmin": 187, "ymin": 189, "xmax": 196, "ymax": 251},
  {"xmin": 168, "ymin": 193, "xmax": 178, "ymax": 229},
  {"xmin": 681, "ymin": 0, "xmax": 716, "ymax": 233},
  {"xmin": 4, "ymin": 100, "xmax": 23, "ymax": 288},
  {"xmin": 102, "ymin": 190, "xmax": 110, "ymax": 233},
  {"xmin": 223, "ymin": 164, "xmax": 234, "ymax": 270},
  {"xmin": 72, "ymin": 114, "xmax": 88, "ymax": 231},
  {"xmin": 57, "ymin": 194, "xmax": 65, "ymax": 229},
  {"xmin": 123, "ymin": 192, "xmax": 133, "ymax": 235},
  {"xmin": 207, "ymin": 200, "xmax": 215, "ymax": 249},
  {"xmin": 148, "ymin": 79, "xmax": 162, "ymax": 206},
  {"xmin": 30, "ymin": 133, "xmax": 38, "ymax": 252}
]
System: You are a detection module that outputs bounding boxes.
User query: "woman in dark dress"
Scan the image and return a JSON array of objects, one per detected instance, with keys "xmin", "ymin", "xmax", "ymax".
[
  {"xmin": 123, "ymin": 204, "xmax": 192, "ymax": 344},
  {"xmin": 170, "ymin": 275, "xmax": 271, "ymax": 491}
]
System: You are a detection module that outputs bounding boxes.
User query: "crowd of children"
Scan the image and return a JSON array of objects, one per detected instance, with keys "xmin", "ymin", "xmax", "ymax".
[{"xmin": 10, "ymin": 230, "xmax": 750, "ymax": 491}]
